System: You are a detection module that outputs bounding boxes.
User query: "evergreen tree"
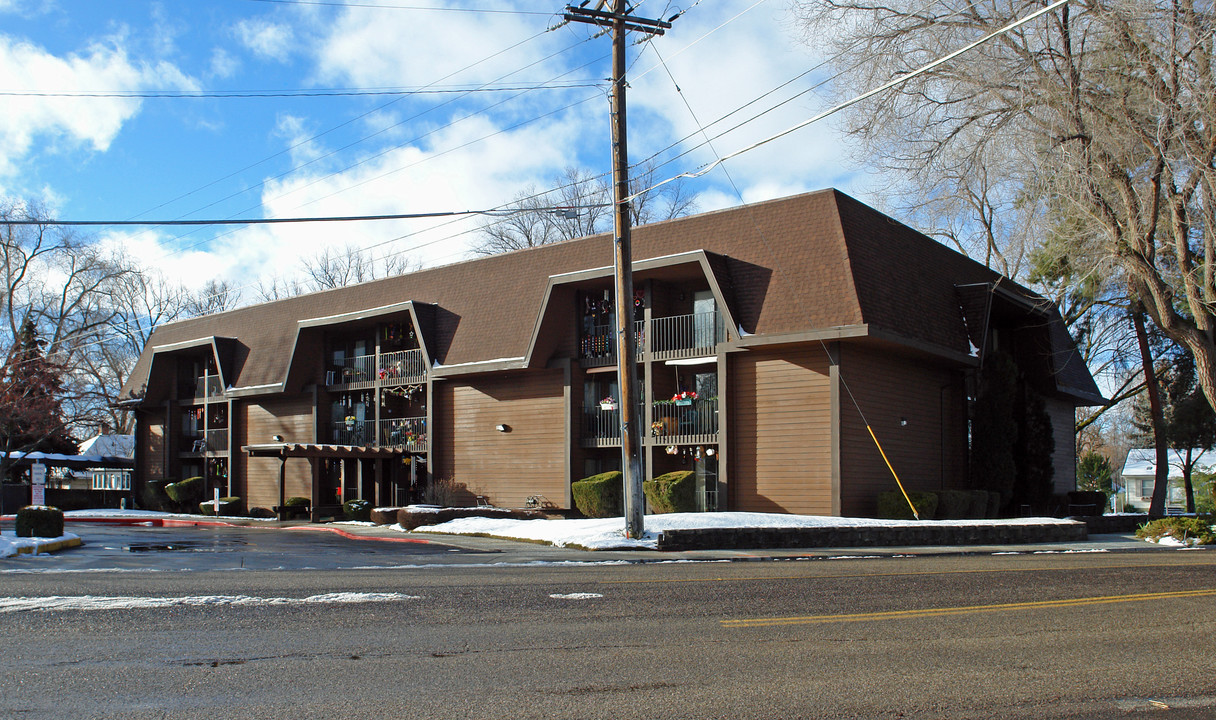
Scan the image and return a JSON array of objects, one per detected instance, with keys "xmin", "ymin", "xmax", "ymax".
[
  {"xmin": 1013, "ymin": 391, "xmax": 1055, "ymax": 511},
  {"xmin": 0, "ymin": 318, "xmax": 75, "ymax": 455},
  {"xmin": 970, "ymin": 352, "xmax": 1020, "ymax": 511},
  {"xmin": 1076, "ymin": 452, "xmax": 1113, "ymax": 495}
]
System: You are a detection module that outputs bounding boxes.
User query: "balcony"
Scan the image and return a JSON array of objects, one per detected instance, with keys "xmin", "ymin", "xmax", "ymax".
[
  {"xmin": 578, "ymin": 311, "xmax": 723, "ymax": 366},
  {"xmin": 378, "ymin": 349, "xmax": 426, "ymax": 384},
  {"xmin": 580, "ymin": 321, "xmax": 644, "ymax": 368},
  {"xmin": 650, "ymin": 398, "xmax": 719, "ymax": 445},
  {"xmin": 204, "ymin": 429, "xmax": 229, "ymax": 453},
  {"xmin": 181, "ymin": 374, "xmax": 224, "ymax": 401},
  {"xmin": 179, "ymin": 428, "xmax": 229, "ymax": 454},
  {"xmin": 330, "ymin": 417, "xmax": 427, "ymax": 451},
  {"xmin": 378, "ymin": 417, "xmax": 427, "ymax": 451},
  {"xmin": 327, "ymin": 354, "xmax": 376, "ymax": 389},
  {"xmin": 331, "ymin": 420, "xmax": 372, "ymax": 447},
  {"xmin": 650, "ymin": 311, "xmax": 724, "ymax": 360}
]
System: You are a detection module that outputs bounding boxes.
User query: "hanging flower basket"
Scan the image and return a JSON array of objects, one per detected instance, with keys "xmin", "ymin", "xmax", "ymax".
[{"xmin": 671, "ymin": 390, "xmax": 697, "ymax": 406}]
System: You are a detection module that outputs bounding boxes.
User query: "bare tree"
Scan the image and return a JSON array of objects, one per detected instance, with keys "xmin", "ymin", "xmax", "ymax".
[
  {"xmin": 473, "ymin": 164, "xmax": 699, "ymax": 256},
  {"xmin": 793, "ymin": 0, "xmax": 1216, "ymax": 412},
  {"xmin": 300, "ymin": 243, "xmax": 416, "ymax": 291}
]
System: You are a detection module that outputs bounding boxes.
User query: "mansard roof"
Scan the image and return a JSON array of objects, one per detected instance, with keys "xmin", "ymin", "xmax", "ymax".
[{"xmin": 119, "ymin": 189, "xmax": 1102, "ymax": 405}]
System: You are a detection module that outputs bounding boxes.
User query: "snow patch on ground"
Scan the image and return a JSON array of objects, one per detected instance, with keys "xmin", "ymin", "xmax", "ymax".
[
  {"xmin": 0, "ymin": 592, "xmax": 419, "ymax": 613},
  {"xmin": 0, "ymin": 532, "xmax": 80, "ymax": 558},
  {"xmin": 406, "ymin": 512, "xmax": 1080, "ymax": 550}
]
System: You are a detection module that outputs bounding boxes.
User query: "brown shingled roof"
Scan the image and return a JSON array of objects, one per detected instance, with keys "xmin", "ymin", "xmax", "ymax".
[{"xmin": 120, "ymin": 189, "xmax": 1101, "ymax": 404}]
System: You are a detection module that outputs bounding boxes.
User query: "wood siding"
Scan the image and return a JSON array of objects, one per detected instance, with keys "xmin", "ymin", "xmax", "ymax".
[
  {"xmin": 729, "ymin": 346, "xmax": 835, "ymax": 515},
  {"xmin": 433, "ymin": 370, "xmax": 568, "ymax": 508},
  {"xmin": 838, "ymin": 345, "xmax": 968, "ymax": 517},
  {"xmin": 236, "ymin": 395, "xmax": 315, "ymax": 511},
  {"xmin": 140, "ymin": 412, "xmax": 166, "ymax": 481},
  {"xmin": 1047, "ymin": 398, "xmax": 1076, "ymax": 494}
]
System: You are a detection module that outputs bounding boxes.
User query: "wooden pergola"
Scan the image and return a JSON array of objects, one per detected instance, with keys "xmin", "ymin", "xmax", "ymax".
[{"xmin": 244, "ymin": 443, "xmax": 412, "ymax": 521}]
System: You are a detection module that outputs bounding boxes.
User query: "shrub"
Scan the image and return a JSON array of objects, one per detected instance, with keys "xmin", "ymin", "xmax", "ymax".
[
  {"xmin": 967, "ymin": 490, "xmax": 991, "ymax": 519},
  {"xmin": 164, "ymin": 476, "xmax": 205, "ymax": 508},
  {"xmin": 572, "ymin": 471, "xmax": 623, "ymax": 518},
  {"xmin": 986, "ymin": 491, "xmax": 1002, "ymax": 518},
  {"xmin": 1067, "ymin": 491, "xmax": 1108, "ymax": 516},
  {"xmin": 876, "ymin": 490, "xmax": 938, "ymax": 520},
  {"xmin": 1136, "ymin": 516, "xmax": 1215, "ymax": 545},
  {"xmin": 643, "ymin": 470, "xmax": 697, "ymax": 514},
  {"xmin": 16, "ymin": 505, "xmax": 64, "ymax": 538},
  {"xmin": 285, "ymin": 496, "xmax": 310, "ymax": 507},
  {"xmin": 199, "ymin": 497, "xmax": 240, "ymax": 517},
  {"xmin": 423, "ymin": 477, "xmax": 476, "ymax": 507},
  {"xmin": 343, "ymin": 498, "xmax": 372, "ymax": 521},
  {"xmin": 935, "ymin": 490, "xmax": 972, "ymax": 519},
  {"xmin": 140, "ymin": 479, "xmax": 171, "ymax": 511}
]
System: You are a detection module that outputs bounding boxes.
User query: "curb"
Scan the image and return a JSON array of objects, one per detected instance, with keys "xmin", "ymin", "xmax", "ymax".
[
  {"xmin": 15, "ymin": 536, "xmax": 83, "ymax": 555},
  {"xmin": 288, "ymin": 525, "xmax": 435, "ymax": 544}
]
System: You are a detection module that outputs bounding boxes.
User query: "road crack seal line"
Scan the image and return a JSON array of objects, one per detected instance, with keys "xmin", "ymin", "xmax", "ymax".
[
  {"xmin": 0, "ymin": 592, "xmax": 420, "ymax": 613},
  {"xmin": 722, "ymin": 588, "xmax": 1216, "ymax": 627}
]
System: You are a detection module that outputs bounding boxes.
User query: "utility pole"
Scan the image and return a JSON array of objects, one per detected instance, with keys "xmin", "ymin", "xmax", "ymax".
[{"xmin": 564, "ymin": 1, "xmax": 671, "ymax": 539}]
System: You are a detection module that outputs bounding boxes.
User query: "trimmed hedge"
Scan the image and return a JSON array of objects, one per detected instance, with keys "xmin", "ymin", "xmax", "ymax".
[
  {"xmin": 572, "ymin": 471, "xmax": 623, "ymax": 518},
  {"xmin": 199, "ymin": 497, "xmax": 241, "ymax": 517},
  {"xmin": 165, "ymin": 476, "xmax": 205, "ymax": 506},
  {"xmin": 16, "ymin": 505, "xmax": 64, "ymax": 538},
  {"xmin": 285, "ymin": 496, "xmax": 310, "ymax": 507},
  {"xmin": 343, "ymin": 498, "xmax": 372, "ymax": 521},
  {"xmin": 967, "ymin": 490, "xmax": 992, "ymax": 519},
  {"xmin": 140, "ymin": 479, "xmax": 171, "ymax": 511},
  {"xmin": 935, "ymin": 490, "xmax": 973, "ymax": 520},
  {"xmin": 643, "ymin": 470, "xmax": 697, "ymax": 514},
  {"xmin": 877, "ymin": 490, "xmax": 938, "ymax": 520}
]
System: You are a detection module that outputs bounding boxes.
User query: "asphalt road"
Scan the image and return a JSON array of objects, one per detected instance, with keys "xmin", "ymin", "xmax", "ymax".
[{"xmin": 1, "ymin": 525, "xmax": 1214, "ymax": 719}]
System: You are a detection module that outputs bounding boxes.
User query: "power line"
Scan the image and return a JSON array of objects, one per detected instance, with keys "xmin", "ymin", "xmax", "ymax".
[
  {"xmin": 0, "ymin": 83, "xmax": 602, "ymax": 99},
  {"xmin": 0, "ymin": 204, "xmax": 609, "ymax": 227},
  {"xmin": 241, "ymin": 0, "xmax": 557, "ymax": 13}
]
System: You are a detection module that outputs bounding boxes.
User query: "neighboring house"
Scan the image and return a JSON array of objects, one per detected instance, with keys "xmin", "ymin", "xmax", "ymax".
[
  {"xmin": 1119, "ymin": 448, "xmax": 1214, "ymax": 512},
  {"xmin": 117, "ymin": 189, "xmax": 1102, "ymax": 521}
]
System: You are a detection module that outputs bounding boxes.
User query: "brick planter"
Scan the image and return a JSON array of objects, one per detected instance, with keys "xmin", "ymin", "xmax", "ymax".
[{"xmin": 655, "ymin": 521, "xmax": 1088, "ymax": 551}]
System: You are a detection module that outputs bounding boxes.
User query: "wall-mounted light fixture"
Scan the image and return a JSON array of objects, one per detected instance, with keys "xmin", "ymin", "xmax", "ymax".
[
  {"xmin": 272, "ymin": 434, "xmax": 284, "ymax": 442},
  {"xmin": 899, "ymin": 417, "xmax": 908, "ymax": 427},
  {"xmin": 495, "ymin": 424, "xmax": 511, "ymax": 433}
]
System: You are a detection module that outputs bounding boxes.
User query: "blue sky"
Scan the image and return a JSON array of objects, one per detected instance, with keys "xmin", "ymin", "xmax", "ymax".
[{"xmin": 0, "ymin": 0, "xmax": 867, "ymax": 292}]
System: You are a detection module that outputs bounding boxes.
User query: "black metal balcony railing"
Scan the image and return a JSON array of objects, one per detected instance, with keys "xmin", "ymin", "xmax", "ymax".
[
  {"xmin": 328, "ymin": 354, "xmax": 377, "ymax": 386},
  {"xmin": 582, "ymin": 405, "xmax": 622, "ymax": 444},
  {"xmin": 204, "ymin": 429, "xmax": 229, "ymax": 453},
  {"xmin": 378, "ymin": 416, "xmax": 426, "ymax": 450},
  {"xmin": 579, "ymin": 312, "xmax": 722, "ymax": 365},
  {"xmin": 378, "ymin": 349, "xmax": 426, "ymax": 383},
  {"xmin": 332, "ymin": 420, "xmax": 372, "ymax": 447},
  {"xmin": 650, "ymin": 398, "xmax": 718, "ymax": 443},
  {"xmin": 651, "ymin": 311, "xmax": 724, "ymax": 359}
]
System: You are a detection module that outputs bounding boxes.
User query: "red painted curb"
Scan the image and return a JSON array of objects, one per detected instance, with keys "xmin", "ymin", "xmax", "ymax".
[{"xmin": 288, "ymin": 525, "xmax": 434, "ymax": 544}]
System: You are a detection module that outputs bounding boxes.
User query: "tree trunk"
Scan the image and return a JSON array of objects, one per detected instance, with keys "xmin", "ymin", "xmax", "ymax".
[{"xmin": 1133, "ymin": 308, "xmax": 1170, "ymax": 518}]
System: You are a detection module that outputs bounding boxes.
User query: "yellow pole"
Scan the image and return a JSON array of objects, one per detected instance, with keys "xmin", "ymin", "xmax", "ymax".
[{"xmin": 866, "ymin": 424, "xmax": 919, "ymax": 520}]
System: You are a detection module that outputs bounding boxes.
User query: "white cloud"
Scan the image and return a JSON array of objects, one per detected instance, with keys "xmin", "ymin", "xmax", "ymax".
[
  {"xmin": 208, "ymin": 47, "xmax": 239, "ymax": 79},
  {"xmin": 314, "ymin": 4, "xmax": 553, "ymax": 89},
  {"xmin": 234, "ymin": 18, "xmax": 293, "ymax": 62},
  {"xmin": 0, "ymin": 34, "xmax": 196, "ymax": 179}
]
